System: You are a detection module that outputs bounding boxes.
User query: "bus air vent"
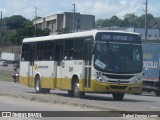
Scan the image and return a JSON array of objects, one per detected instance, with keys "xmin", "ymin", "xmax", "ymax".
[
  {"xmin": 110, "ymin": 85, "xmax": 127, "ymax": 90},
  {"xmin": 104, "ymin": 74, "xmax": 133, "ymax": 79}
]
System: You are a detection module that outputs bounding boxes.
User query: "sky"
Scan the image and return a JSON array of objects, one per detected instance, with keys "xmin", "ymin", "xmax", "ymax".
[{"xmin": 0, "ymin": 0, "xmax": 160, "ymax": 20}]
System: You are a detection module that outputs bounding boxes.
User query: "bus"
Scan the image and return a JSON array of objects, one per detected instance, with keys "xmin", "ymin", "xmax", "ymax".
[{"xmin": 19, "ymin": 30, "xmax": 143, "ymax": 101}]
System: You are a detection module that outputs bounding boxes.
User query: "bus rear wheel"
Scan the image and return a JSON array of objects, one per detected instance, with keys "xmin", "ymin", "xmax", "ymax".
[
  {"xmin": 73, "ymin": 80, "xmax": 85, "ymax": 98},
  {"xmin": 35, "ymin": 76, "xmax": 50, "ymax": 94},
  {"xmin": 112, "ymin": 93, "xmax": 124, "ymax": 101}
]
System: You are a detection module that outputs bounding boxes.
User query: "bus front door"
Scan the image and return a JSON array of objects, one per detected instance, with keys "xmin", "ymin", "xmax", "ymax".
[
  {"xmin": 55, "ymin": 45, "xmax": 64, "ymax": 89},
  {"xmin": 84, "ymin": 41, "xmax": 93, "ymax": 89}
]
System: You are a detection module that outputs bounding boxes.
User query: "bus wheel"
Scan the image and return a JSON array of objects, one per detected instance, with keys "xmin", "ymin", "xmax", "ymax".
[
  {"xmin": 73, "ymin": 80, "xmax": 85, "ymax": 98},
  {"xmin": 112, "ymin": 93, "xmax": 124, "ymax": 101},
  {"xmin": 68, "ymin": 90, "xmax": 73, "ymax": 97},
  {"xmin": 35, "ymin": 76, "xmax": 50, "ymax": 93},
  {"xmin": 35, "ymin": 76, "xmax": 41, "ymax": 93}
]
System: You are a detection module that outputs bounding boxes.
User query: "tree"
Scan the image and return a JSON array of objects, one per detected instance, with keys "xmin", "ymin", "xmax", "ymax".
[
  {"xmin": 100, "ymin": 16, "xmax": 122, "ymax": 27},
  {"xmin": 36, "ymin": 28, "xmax": 51, "ymax": 36},
  {"xmin": 122, "ymin": 13, "xmax": 138, "ymax": 27},
  {"xmin": 3, "ymin": 15, "xmax": 51, "ymax": 45},
  {"xmin": 109, "ymin": 16, "xmax": 121, "ymax": 26},
  {"xmin": 56, "ymin": 28, "xmax": 70, "ymax": 34},
  {"xmin": 5, "ymin": 15, "xmax": 27, "ymax": 29},
  {"xmin": 95, "ymin": 13, "xmax": 160, "ymax": 28},
  {"xmin": 96, "ymin": 19, "xmax": 105, "ymax": 27}
]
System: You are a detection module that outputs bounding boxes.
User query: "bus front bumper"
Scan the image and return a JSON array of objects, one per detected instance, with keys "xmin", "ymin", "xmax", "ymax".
[{"xmin": 85, "ymin": 80, "xmax": 142, "ymax": 94}]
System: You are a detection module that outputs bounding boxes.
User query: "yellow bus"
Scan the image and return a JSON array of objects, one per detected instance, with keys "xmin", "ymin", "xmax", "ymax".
[{"xmin": 19, "ymin": 30, "xmax": 143, "ymax": 100}]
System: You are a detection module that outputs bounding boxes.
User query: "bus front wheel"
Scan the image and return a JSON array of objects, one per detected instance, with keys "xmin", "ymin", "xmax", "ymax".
[
  {"xmin": 73, "ymin": 80, "xmax": 85, "ymax": 98},
  {"xmin": 112, "ymin": 93, "xmax": 124, "ymax": 101}
]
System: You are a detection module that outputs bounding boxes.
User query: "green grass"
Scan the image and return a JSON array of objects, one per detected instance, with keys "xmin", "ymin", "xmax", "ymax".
[{"xmin": 0, "ymin": 70, "xmax": 12, "ymax": 82}]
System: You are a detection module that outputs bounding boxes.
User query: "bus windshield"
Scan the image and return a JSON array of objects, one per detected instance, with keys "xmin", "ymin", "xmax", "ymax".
[{"xmin": 94, "ymin": 43, "xmax": 143, "ymax": 74}]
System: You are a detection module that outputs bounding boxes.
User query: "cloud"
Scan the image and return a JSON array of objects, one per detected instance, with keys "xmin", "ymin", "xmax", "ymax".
[
  {"xmin": 0, "ymin": 0, "xmax": 159, "ymax": 20},
  {"xmin": 76, "ymin": 0, "xmax": 145, "ymax": 19}
]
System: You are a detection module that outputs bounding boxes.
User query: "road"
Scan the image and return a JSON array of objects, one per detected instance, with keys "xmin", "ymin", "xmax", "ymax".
[
  {"xmin": 0, "ymin": 81, "xmax": 160, "ymax": 111},
  {"xmin": 0, "ymin": 81, "xmax": 160, "ymax": 120}
]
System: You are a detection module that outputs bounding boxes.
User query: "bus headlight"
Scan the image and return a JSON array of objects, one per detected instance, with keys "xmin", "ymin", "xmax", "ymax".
[
  {"xmin": 97, "ymin": 78, "xmax": 106, "ymax": 83},
  {"xmin": 93, "ymin": 73, "xmax": 107, "ymax": 83},
  {"xmin": 130, "ymin": 77, "xmax": 142, "ymax": 84}
]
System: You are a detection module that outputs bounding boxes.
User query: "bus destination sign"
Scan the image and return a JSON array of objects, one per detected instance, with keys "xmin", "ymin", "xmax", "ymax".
[{"xmin": 96, "ymin": 32, "xmax": 141, "ymax": 44}]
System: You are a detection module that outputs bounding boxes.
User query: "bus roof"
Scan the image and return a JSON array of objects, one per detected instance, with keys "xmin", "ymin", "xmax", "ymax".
[{"xmin": 22, "ymin": 30, "xmax": 140, "ymax": 43}]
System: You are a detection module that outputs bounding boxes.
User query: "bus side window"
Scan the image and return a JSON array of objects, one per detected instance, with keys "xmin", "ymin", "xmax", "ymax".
[
  {"xmin": 64, "ymin": 39, "xmax": 74, "ymax": 60},
  {"xmin": 37, "ymin": 52, "xmax": 44, "ymax": 60},
  {"xmin": 44, "ymin": 41, "xmax": 53, "ymax": 60},
  {"xmin": 21, "ymin": 44, "xmax": 30, "ymax": 61},
  {"xmin": 74, "ymin": 38, "xmax": 84, "ymax": 59},
  {"xmin": 36, "ymin": 42, "xmax": 44, "ymax": 60}
]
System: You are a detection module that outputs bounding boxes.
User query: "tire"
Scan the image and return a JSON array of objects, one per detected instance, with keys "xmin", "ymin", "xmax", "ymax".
[
  {"xmin": 35, "ymin": 76, "xmax": 50, "ymax": 94},
  {"xmin": 73, "ymin": 80, "xmax": 85, "ymax": 98},
  {"xmin": 112, "ymin": 93, "xmax": 124, "ymax": 101},
  {"xmin": 68, "ymin": 90, "xmax": 73, "ymax": 97}
]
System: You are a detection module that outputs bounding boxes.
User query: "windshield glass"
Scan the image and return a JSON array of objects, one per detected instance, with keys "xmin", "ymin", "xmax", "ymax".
[{"xmin": 94, "ymin": 43, "xmax": 143, "ymax": 74}]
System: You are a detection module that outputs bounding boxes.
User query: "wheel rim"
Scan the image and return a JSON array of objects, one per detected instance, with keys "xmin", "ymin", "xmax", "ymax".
[
  {"xmin": 36, "ymin": 79, "xmax": 40, "ymax": 92},
  {"xmin": 74, "ymin": 82, "xmax": 80, "ymax": 96}
]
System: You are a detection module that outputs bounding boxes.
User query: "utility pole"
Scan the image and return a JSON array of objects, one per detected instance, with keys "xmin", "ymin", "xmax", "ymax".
[
  {"xmin": 0, "ymin": 11, "xmax": 2, "ymax": 52},
  {"xmin": 72, "ymin": 3, "xmax": 75, "ymax": 32},
  {"xmin": 144, "ymin": 0, "xmax": 148, "ymax": 42},
  {"xmin": 34, "ymin": 7, "xmax": 37, "ymax": 37}
]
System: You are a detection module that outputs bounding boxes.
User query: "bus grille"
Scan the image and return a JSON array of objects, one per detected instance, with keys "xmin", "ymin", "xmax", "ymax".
[
  {"xmin": 110, "ymin": 85, "xmax": 127, "ymax": 90},
  {"xmin": 104, "ymin": 74, "xmax": 133, "ymax": 79},
  {"xmin": 108, "ymin": 80, "xmax": 130, "ymax": 84}
]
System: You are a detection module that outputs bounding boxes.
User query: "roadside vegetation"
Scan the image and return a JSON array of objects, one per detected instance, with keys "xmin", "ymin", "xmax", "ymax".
[{"xmin": 0, "ymin": 68, "xmax": 12, "ymax": 82}]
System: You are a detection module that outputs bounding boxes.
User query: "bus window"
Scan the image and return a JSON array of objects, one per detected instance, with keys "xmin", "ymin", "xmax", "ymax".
[
  {"xmin": 64, "ymin": 39, "xmax": 74, "ymax": 60},
  {"xmin": 36, "ymin": 42, "xmax": 44, "ymax": 60},
  {"xmin": 44, "ymin": 41, "xmax": 53, "ymax": 60},
  {"xmin": 21, "ymin": 44, "xmax": 30, "ymax": 61},
  {"xmin": 74, "ymin": 38, "xmax": 84, "ymax": 59}
]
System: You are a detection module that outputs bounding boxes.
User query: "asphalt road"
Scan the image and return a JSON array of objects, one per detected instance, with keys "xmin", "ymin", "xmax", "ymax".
[
  {"xmin": 0, "ymin": 81, "xmax": 159, "ymax": 111},
  {"xmin": 0, "ymin": 81, "xmax": 160, "ymax": 120}
]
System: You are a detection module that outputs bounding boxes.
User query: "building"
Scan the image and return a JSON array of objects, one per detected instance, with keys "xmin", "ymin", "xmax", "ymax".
[
  {"xmin": 33, "ymin": 12, "xmax": 95, "ymax": 34},
  {"xmin": 125, "ymin": 27, "xmax": 160, "ymax": 41}
]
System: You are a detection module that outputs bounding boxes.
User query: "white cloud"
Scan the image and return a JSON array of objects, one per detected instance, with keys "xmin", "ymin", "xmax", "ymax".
[
  {"xmin": 0, "ymin": 0, "xmax": 159, "ymax": 20},
  {"xmin": 76, "ymin": 0, "xmax": 145, "ymax": 19}
]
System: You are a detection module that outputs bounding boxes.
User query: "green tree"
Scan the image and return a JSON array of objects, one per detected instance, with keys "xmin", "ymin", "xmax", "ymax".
[
  {"xmin": 99, "ymin": 16, "xmax": 122, "ymax": 27},
  {"xmin": 56, "ymin": 28, "xmax": 70, "ymax": 34},
  {"xmin": 36, "ymin": 28, "xmax": 51, "ymax": 36},
  {"xmin": 109, "ymin": 16, "xmax": 121, "ymax": 26},
  {"xmin": 96, "ymin": 19, "xmax": 105, "ymax": 27},
  {"xmin": 122, "ymin": 13, "xmax": 138, "ymax": 27},
  {"xmin": 5, "ymin": 15, "xmax": 27, "ymax": 29}
]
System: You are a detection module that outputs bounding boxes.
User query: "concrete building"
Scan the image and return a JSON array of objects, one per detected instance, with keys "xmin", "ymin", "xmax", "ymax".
[
  {"xmin": 33, "ymin": 12, "xmax": 95, "ymax": 34},
  {"xmin": 125, "ymin": 27, "xmax": 160, "ymax": 41}
]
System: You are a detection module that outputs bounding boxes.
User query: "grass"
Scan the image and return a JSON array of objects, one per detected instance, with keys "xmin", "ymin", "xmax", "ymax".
[{"xmin": 0, "ymin": 70, "xmax": 12, "ymax": 82}]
